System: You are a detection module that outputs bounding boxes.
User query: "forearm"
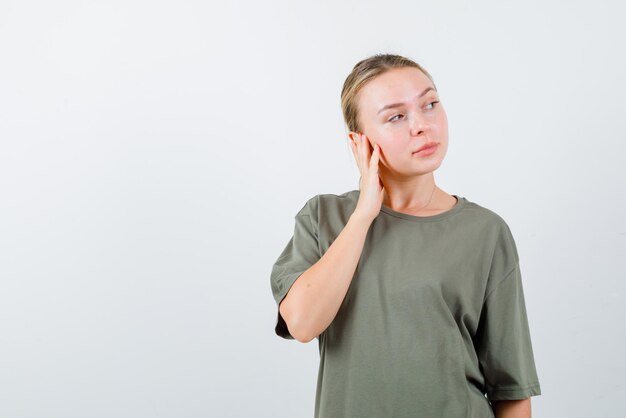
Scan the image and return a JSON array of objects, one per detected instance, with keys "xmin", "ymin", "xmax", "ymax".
[
  {"xmin": 492, "ymin": 398, "xmax": 531, "ymax": 418},
  {"xmin": 279, "ymin": 212, "xmax": 372, "ymax": 342}
]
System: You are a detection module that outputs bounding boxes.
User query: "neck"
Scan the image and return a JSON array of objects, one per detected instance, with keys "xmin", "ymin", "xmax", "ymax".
[{"xmin": 381, "ymin": 173, "xmax": 439, "ymax": 211}]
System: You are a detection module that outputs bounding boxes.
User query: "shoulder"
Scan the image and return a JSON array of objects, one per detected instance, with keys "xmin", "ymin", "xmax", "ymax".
[
  {"xmin": 295, "ymin": 190, "xmax": 359, "ymax": 232},
  {"xmin": 298, "ymin": 189, "xmax": 359, "ymax": 217},
  {"xmin": 317, "ymin": 189, "xmax": 359, "ymax": 210},
  {"xmin": 458, "ymin": 197, "xmax": 516, "ymax": 238},
  {"xmin": 460, "ymin": 196, "xmax": 520, "ymax": 259},
  {"xmin": 459, "ymin": 197, "xmax": 508, "ymax": 226}
]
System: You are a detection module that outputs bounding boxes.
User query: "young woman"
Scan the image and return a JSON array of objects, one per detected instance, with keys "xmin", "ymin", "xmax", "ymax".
[{"xmin": 270, "ymin": 53, "xmax": 542, "ymax": 418}]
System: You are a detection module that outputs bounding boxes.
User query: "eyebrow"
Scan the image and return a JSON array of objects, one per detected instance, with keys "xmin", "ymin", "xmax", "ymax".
[{"xmin": 377, "ymin": 87, "xmax": 437, "ymax": 115}]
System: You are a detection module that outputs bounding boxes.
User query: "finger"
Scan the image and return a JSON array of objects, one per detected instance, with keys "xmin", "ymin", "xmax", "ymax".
[
  {"xmin": 359, "ymin": 134, "xmax": 366, "ymax": 155},
  {"xmin": 359, "ymin": 134, "xmax": 367, "ymax": 164},
  {"xmin": 369, "ymin": 143, "xmax": 379, "ymax": 168},
  {"xmin": 359, "ymin": 135, "xmax": 368, "ymax": 174},
  {"xmin": 350, "ymin": 139, "xmax": 359, "ymax": 161},
  {"xmin": 368, "ymin": 141, "xmax": 380, "ymax": 169},
  {"xmin": 369, "ymin": 148, "xmax": 381, "ymax": 184},
  {"xmin": 363, "ymin": 134, "xmax": 373, "ymax": 158},
  {"xmin": 350, "ymin": 139, "xmax": 362, "ymax": 173}
]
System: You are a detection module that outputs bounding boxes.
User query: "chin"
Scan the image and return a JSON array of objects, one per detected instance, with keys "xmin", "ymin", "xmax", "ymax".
[{"xmin": 409, "ymin": 158, "xmax": 444, "ymax": 174}]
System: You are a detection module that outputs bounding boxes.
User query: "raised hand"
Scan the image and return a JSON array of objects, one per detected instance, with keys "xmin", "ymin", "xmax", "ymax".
[{"xmin": 349, "ymin": 133, "xmax": 385, "ymax": 223}]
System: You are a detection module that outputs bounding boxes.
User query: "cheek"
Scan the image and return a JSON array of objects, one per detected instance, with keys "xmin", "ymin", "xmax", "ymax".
[
  {"xmin": 380, "ymin": 143, "xmax": 406, "ymax": 161},
  {"xmin": 376, "ymin": 135, "xmax": 400, "ymax": 151},
  {"xmin": 374, "ymin": 133, "xmax": 406, "ymax": 159},
  {"xmin": 436, "ymin": 112, "xmax": 448, "ymax": 132}
]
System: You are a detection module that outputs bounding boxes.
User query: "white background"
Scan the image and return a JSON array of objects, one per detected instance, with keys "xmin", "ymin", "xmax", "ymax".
[{"xmin": 1, "ymin": 1, "xmax": 625, "ymax": 417}]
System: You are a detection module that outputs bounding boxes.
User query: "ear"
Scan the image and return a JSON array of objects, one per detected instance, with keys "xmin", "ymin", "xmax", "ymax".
[{"xmin": 348, "ymin": 131, "xmax": 359, "ymax": 145}]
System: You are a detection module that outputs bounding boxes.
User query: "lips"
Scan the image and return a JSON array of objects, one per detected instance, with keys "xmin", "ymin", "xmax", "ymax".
[{"xmin": 413, "ymin": 142, "xmax": 438, "ymax": 153}]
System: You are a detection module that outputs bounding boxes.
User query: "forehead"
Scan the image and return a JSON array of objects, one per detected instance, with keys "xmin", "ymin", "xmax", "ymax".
[{"xmin": 358, "ymin": 67, "xmax": 435, "ymax": 111}]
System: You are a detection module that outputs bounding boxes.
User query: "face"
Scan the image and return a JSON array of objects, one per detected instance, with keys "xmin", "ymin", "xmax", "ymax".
[{"xmin": 352, "ymin": 66, "xmax": 449, "ymax": 178}]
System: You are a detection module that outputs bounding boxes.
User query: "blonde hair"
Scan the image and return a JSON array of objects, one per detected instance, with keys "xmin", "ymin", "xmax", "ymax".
[{"xmin": 340, "ymin": 53, "xmax": 437, "ymax": 134}]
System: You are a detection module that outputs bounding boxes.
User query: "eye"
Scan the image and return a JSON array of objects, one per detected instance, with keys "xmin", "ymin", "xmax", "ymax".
[
  {"xmin": 425, "ymin": 100, "xmax": 440, "ymax": 110},
  {"xmin": 387, "ymin": 101, "xmax": 440, "ymax": 123}
]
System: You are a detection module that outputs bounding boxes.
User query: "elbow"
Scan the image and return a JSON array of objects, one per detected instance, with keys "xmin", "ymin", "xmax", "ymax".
[
  {"xmin": 280, "ymin": 301, "xmax": 315, "ymax": 343},
  {"xmin": 286, "ymin": 319, "xmax": 314, "ymax": 343},
  {"xmin": 289, "ymin": 316, "xmax": 319, "ymax": 343},
  {"xmin": 292, "ymin": 328, "xmax": 315, "ymax": 344}
]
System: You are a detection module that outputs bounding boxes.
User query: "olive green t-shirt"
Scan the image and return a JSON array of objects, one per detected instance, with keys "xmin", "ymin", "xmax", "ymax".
[{"xmin": 270, "ymin": 190, "xmax": 542, "ymax": 418}]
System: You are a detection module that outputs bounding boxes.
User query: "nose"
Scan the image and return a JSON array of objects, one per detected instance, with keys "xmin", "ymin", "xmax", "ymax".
[{"xmin": 409, "ymin": 111, "xmax": 430, "ymax": 136}]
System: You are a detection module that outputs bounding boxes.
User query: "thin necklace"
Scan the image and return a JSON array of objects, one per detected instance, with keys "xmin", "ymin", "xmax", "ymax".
[
  {"xmin": 413, "ymin": 184, "xmax": 437, "ymax": 212},
  {"xmin": 385, "ymin": 184, "xmax": 437, "ymax": 212}
]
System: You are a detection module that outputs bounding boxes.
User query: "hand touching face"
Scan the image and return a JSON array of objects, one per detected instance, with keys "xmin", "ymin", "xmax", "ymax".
[
  {"xmin": 348, "ymin": 132, "xmax": 385, "ymax": 222},
  {"xmin": 353, "ymin": 67, "xmax": 449, "ymax": 176}
]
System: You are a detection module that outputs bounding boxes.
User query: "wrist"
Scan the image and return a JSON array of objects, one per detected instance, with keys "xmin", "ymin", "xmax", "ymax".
[{"xmin": 349, "ymin": 210, "xmax": 374, "ymax": 228}]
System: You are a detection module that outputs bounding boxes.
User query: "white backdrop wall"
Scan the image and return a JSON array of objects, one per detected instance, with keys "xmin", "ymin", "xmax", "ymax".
[{"xmin": 1, "ymin": 1, "xmax": 624, "ymax": 417}]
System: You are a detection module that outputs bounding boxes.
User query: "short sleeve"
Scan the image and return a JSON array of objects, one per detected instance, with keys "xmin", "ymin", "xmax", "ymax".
[
  {"xmin": 475, "ymin": 261, "xmax": 542, "ymax": 401},
  {"xmin": 270, "ymin": 195, "xmax": 321, "ymax": 340}
]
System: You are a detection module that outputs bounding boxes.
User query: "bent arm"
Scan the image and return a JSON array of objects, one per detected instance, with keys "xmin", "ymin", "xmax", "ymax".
[{"xmin": 280, "ymin": 212, "xmax": 372, "ymax": 343}]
